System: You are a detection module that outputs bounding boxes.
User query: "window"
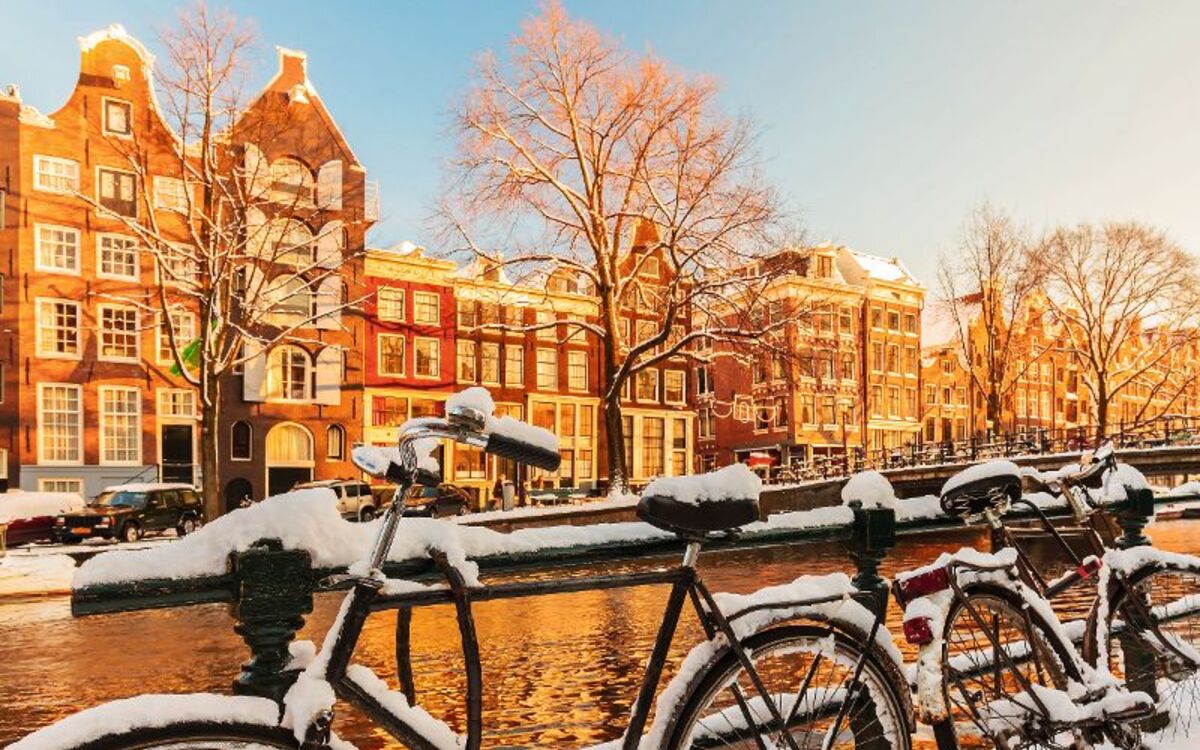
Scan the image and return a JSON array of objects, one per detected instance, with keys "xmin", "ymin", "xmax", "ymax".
[
  {"xmin": 277, "ymin": 277, "xmax": 315, "ymax": 318},
  {"xmin": 560, "ymin": 403, "xmax": 576, "ymax": 437},
  {"xmin": 326, "ymin": 425, "xmax": 345, "ymax": 461},
  {"xmin": 454, "ymin": 445, "xmax": 487, "ymax": 480},
  {"xmin": 457, "ymin": 299, "xmax": 478, "ymax": 328},
  {"xmin": 457, "ymin": 340, "xmax": 477, "ymax": 382},
  {"xmin": 904, "ymin": 314, "xmax": 917, "ymax": 334},
  {"xmin": 641, "ymin": 255, "xmax": 662, "ymax": 279},
  {"xmin": 905, "ymin": 388, "xmax": 917, "ymax": 418},
  {"xmin": 579, "ymin": 404, "xmax": 594, "ymax": 438},
  {"xmin": 159, "ymin": 309, "xmax": 196, "ymax": 364},
  {"xmin": 578, "ymin": 449, "xmax": 593, "ymax": 480},
  {"xmin": 504, "ymin": 345, "xmax": 524, "ymax": 386},
  {"xmin": 870, "ymin": 307, "xmax": 883, "ymax": 328},
  {"xmin": 623, "ymin": 415, "xmax": 634, "ymax": 476},
  {"xmin": 414, "ymin": 292, "xmax": 440, "ymax": 325},
  {"xmin": 98, "ymin": 234, "xmax": 138, "ymax": 279},
  {"xmin": 533, "ymin": 402, "xmax": 556, "ymax": 431},
  {"xmin": 664, "ymin": 370, "xmax": 685, "ymax": 404},
  {"xmin": 887, "ymin": 311, "xmax": 900, "ymax": 330},
  {"xmin": 636, "ymin": 369, "xmax": 659, "ymax": 402},
  {"xmin": 536, "ymin": 310, "xmax": 557, "ymax": 340},
  {"xmin": 98, "ymin": 166, "xmax": 137, "ymax": 217},
  {"xmin": 696, "ymin": 366, "xmax": 713, "ymax": 395},
  {"xmin": 536, "ymin": 348, "xmax": 557, "ymax": 389},
  {"xmin": 158, "ymin": 389, "xmax": 195, "ymax": 417},
  {"xmin": 38, "ymin": 384, "xmax": 82, "ymax": 464},
  {"xmin": 33, "ymin": 156, "xmax": 80, "ymax": 193},
  {"xmin": 839, "ymin": 307, "xmax": 854, "ymax": 333},
  {"xmin": 698, "ymin": 407, "xmax": 715, "ymax": 438},
  {"xmin": 567, "ymin": 350, "xmax": 588, "ymax": 391},
  {"xmin": 99, "ymin": 387, "xmax": 140, "ymax": 464},
  {"xmin": 377, "ymin": 287, "xmax": 405, "ymax": 322},
  {"xmin": 35, "ymin": 224, "xmax": 80, "ymax": 273},
  {"xmin": 231, "ymin": 421, "xmax": 253, "ymax": 460},
  {"xmin": 153, "ymin": 177, "xmax": 189, "ymax": 212},
  {"xmin": 840, "ymin": 353, "xmax": 856, "ymax": 380},
  {"xmin": 99, "ymin": 305, "xmax": 139, "ymax": 361},
  {"xmin": 36, "ymin": 299, "xmax": 81, "ymax": 358},
  {"xmin": 888, "ymin": 386, "xmax": 900, "ymax": 416},
  {"xmin": 886, "ymin": 345, "xmax": 898, "ymax": 373},
  {"xmin": 157, "ymin": 245, "xmax": 199, "ymax": 286},
  {"xmin": 642, "ymin": 417, "xmax": 665, "ymax": 478},
  {"xmin": 377, "ymin": 334, "xmax": 406, "ymax": 376},
  {"xmin": 269, "ymin": 346, "xmax": 312, "ymax": 400},
  {"xmin": 269, "ymin": 158, "xmax": 314, "ymax": 205},
  {"xmin": 481, "ymin": 343, "xmax": 500, "ymax": 385},
  {"xmin": 372, "ymin": 397, "xmax": 409, "ymax": 427},
  {"xmin": 672, "ymin": 417, "xmax": 687, "ymax": 475},
  {"xmin": 414, "ymin": 337, "xmax": 440, "ymax": 377},
  {"xmin": 39, "ymin": 478, "xmax": 83, "ymax": 495},
  {"xmin": 871, "ymin": 343, "xmax": 883, "ymax": 372},
  {"xmin": 102, "ymin": 98, "xmax": 132, "ymax": 137}
]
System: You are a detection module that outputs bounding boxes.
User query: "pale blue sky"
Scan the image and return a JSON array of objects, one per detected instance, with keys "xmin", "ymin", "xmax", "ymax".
[{"xmin": 4, "ymin": 1, "xmax": 1199, "ymax": 286}]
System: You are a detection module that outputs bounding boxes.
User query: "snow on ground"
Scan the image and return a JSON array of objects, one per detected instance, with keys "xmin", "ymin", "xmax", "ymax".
[
  {"xmin": 0, "ymin": 491, "xmax": 84, "ymax": 524},
  {"xmin": 0, "ymin": 554, "xmax": 75, "ymax": 598}
]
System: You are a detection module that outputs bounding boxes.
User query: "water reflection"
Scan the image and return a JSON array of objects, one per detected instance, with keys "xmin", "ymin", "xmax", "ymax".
[{"xmin": 2, "ymin": 518, "xmax": 1197, "ymax": 748}]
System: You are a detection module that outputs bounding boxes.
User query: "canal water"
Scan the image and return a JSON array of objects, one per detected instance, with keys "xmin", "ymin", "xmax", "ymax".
[{"xmin": 3, "ymin": 518, "xmax": 1198, "ymax": 748}]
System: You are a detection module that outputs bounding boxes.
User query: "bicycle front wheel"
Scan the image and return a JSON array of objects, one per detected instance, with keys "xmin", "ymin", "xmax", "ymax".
[
  {"xmin": 1092, "ymin": 558, "xmax": 1200, "ymax": 739},
  {"xmin": 662, "ymin": 623, "xmax": 912, "ymax": 750}
]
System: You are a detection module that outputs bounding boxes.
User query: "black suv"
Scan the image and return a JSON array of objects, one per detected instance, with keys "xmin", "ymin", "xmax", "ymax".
[{"xmin": 53, "ymin": 484, "xmax": 204, "ymax": 544}]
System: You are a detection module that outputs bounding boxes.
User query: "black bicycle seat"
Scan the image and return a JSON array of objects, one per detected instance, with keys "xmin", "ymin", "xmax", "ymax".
[
  {"xmin": 637, "ymin": 493, "xmax": 760, "ymax": 537},
  {"xmin": 940, "ymin": 467, "xmax": 1021, "ymax": 517}
]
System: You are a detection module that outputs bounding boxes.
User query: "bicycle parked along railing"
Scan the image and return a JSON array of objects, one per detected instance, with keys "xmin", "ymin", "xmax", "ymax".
[
  {"xmin": 894, "ymin": 442, "xmax": 1200, "ymax": 749},
  {"xmin": 14, "ymin": 388, "xmax": 914, "ymax": 750}
]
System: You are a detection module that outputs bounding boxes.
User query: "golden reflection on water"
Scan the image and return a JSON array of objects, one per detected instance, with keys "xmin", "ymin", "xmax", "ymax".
[{"xmin": 1, "ymin": 517, "xmax": 1197, "ymax": 748}]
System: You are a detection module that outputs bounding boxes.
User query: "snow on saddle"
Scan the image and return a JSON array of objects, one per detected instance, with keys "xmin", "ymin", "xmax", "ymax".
[{"xmin": 637, "ymin": 464, "xmax": 761, "ymax": 537}]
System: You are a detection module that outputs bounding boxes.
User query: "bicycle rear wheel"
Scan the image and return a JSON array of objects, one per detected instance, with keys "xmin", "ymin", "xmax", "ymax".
[
  {"xmin": 1092, "ymin": 558, "xmax": 1200, "ymax": 740},
  {"xmin": 941, "ymin": 583, "xmax": 1080, "ymax": 750},
  {"xmin": 662, "ymin": 623, "xmax": 911, "ymax": 750},
  {"xmin": 17, "ymin": 723, "xmax": 297, "ymax": 750}
]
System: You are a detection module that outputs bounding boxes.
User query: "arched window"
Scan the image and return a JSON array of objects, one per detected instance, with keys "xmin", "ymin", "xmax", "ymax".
[
  {"xmin": 269, "ymin": 157, "xmax": 314, "ymax": 205},
  {"xmin": 267, "ymin": 346, "xmax": 312, "ymax": 401},
  {"xmin": 277, "ymin": 276, "xmax": 315, "ymax": 318},
  {"xmin": 265, "ymin": 422, "xmax": 314, "ymax": 464},
  {"xmin": 231, "ymin": 420, "xmax": 252, "ymax": 460},
  {"xmin": 326, "ymin": 424, "xmax": 345, "ymax": 461},
  {"xmin": 264, "ymin": 217, "xmax": 314, "ymax": 266}
]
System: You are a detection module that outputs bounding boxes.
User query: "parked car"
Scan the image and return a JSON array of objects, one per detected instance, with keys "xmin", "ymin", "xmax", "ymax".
[
  {"xmin": 402, "ymin": 483, "xmax": 471, "ymax": 518},
  {"xmin": 53, "ymin": 483, "xmax": 203, "ymax": 544},
  {"xmin": 293, "ymin": 479, "xmax": 379, "ymax": 521},
  {"xmin": 0, "ymin": 491, "xmax": 85, "ymax": 547}
]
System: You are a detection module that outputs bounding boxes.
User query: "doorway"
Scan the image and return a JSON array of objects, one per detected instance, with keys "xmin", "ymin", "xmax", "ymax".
[
  {"xmin": 265, "ymin": 422, "xmax": 314, "ymax": 498},
  {"xmin": 160, "ymin": 424, "xmax": 194, "ymax": 484}
]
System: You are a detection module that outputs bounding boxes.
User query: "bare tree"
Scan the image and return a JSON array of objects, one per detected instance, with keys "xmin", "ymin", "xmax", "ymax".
[
  {"xmin": 1037, "ymin": 222, "xmax": 1200, "ymax": 436},
  {"xmin": 440, "ymin": 1, "xmax": 781, "ymax": 490},
  {"xmin": 936, "ymin": 204, "xmax": 1044, "ymax": 434},
  {"xmin": 75, "ymin": 5, "xmax": 365, "ymax": 518}
]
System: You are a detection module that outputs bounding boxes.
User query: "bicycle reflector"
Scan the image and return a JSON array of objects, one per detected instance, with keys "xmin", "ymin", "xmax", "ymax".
[
  {"xmin": 902, "ymin": 615, "xmax": 935, "ymax": 645},
  {"xmin": 894, "ymin": 565, "xmax": 951, "ymax": 606}
]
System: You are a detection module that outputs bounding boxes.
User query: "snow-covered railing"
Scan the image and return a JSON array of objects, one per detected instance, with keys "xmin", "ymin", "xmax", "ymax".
[{"xmin": 66, "ymin": 483, "xmax": 1175, "ymax": 703}]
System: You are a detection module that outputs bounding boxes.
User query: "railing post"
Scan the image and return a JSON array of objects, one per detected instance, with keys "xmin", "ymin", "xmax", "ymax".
[
  {"xmin": 1115, "ymin": 486, "xmax": 1156, "ymax": 550},
  {"xmin": 844, "ymin": 500, "xmax": 896, "ymax": 618},
  {"xmin": 230, "ymin": 538, "xmax": 315, "ymax": 703},
  {"xmin": 1112, "ymin": 485, "xmax": 1163, "ymax": 726}
]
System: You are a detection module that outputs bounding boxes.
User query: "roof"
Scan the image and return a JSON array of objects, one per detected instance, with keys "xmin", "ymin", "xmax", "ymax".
[
  {"xmin": 921, "ymin": 300, "xmax": 971, "ymax": 349},
  {"xmin": 844, "ymin": 250, "xmax": 920, "ymax": 285},
  {"xmin": 102, "ymin": 483, "xmax": 195, "ymax": 493}
]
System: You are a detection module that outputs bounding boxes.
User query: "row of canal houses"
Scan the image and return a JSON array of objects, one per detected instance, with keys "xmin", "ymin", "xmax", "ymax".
[{"xmin": 0, "ymin": 25, "xmax": 931, "ymax": 511}]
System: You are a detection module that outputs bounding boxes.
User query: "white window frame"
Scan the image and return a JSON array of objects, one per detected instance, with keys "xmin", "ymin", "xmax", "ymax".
[
  {"xmin": 157, "ymin": 388, "xmax": 196, "ymax": 418},
  {"xmin": 636, "ymin": 369, "xmax": 660, "ymax": 403},
  {"xmin": 96, "ymin": 164, "xmax": 138, "ymax": 218},
  {"xmin": 231, "ymin": 421, "xmax": 253, "ymax": 462},
  {"xmin": 158, "ymin": 308, "xmax": 197, "ymax": 365},
  {"xmin": 481, "ymin": 342, "xmax": 501, "ymax": 386},
  {"xmin": 377, "ymin": 333, "xmax": 406, "ymax": 377},
  {"xmin": 101, "ymin": 96, "xmax": 133, "ymax": 139},
  {"xmin": 33, "ymin": 155, "xmax": 79, "ymax": 194},
  {"xmin": 37, "ymin": 383, "xmax": 83, "ymax": 465},
  {"xmin": 377, "ymin": 287, "xmax": 406, "ymax": 322},
  {"xmin": 97, "ymin": 232, "xmax": 139, "ymax": 280},
  {"xmin": 97, "ymin": 304, "xmax": 140, "ymax": 363},
  {"xmin": 567, "ymin": 350, "xmax": 588, "ymax": 392},
  {"xmin": 34, "ymin": 223, "xmax": 81, "ymax": 275},
  {"xmin": 413, "ymin": 292, "xmax": 440, "ymax": 325},
  {"xmin": 504, "ymin": 345, "xmax": 524, "ymax": 387},
  {"xmin": 35, "ymin": 297, "xmax": 82, "ymax": 360},
  {"xmin": 414, "ymin": 337, "xmax": 441, "ymax": 379},
  {"xmin": 268, "ymin": 346, "xmax": 313, "ymax": 402},
  {"xmin": 326, "ymin": 424, "xmax": 346, "ymax": 461},
  {"xmin": 38, "ymin": 478, "xmax": 83, "ymax": 495},
  {"xmin": 536, "ymin": 347, "xmax": 557, "ymax": 390},
  {"xmin": 153, "ymin": 176, "xmax": 189, "ymax": 212},
  {"xmin": 664, "ymin": 370, "xmax": 687, "ymax": 405},
  {"xmin": 457, "ymin": 339, "xmax": 478, "ymax": 383},
  {"xmin": 99, "ymin": 385, "xmax": 142, "ymax": 465}
]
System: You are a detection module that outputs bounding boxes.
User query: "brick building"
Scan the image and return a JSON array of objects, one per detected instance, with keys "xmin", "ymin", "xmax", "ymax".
[{"xmin": 0, "ymin": 26, "xmax": 375, "ymax": 506}]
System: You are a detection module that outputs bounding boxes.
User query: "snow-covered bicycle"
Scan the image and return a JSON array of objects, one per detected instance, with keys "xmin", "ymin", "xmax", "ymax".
[
  {"xmin": 15, "ymin": 389, "xmax": 912, "ymax": 750},
  {"xmin": 895, "ymin": 444, "xmax": 1200, "ymax": 748}
]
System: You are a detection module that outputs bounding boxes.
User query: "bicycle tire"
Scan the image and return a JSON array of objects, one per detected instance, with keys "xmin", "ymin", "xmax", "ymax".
[
  {"xmin": 1086, "ymin": 557, "xmax": 1200, "ymax": 739},
  {"xmin": 660, "ymin": 622, "xmax": 912, "ymax": 750},
  {"xmin": 20, "ymin": 721, "xmax": 298, "ymax": 750},
  {"xmin": 940, "ymin": 582, "xmax": 1082, "ymax": 750}
]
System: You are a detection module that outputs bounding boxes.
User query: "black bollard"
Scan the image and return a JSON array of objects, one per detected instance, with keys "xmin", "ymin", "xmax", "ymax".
[
  {"xmin": 843, "ymin": 500, "xmax": 896, "ymax": 618},
  {"xmin": 1116, "ymin": 486, "xmax": 1155, "ymax": 550},
  {"xmin": 230, "ymin": 538, "xmax": 315, "ymax": 703}
]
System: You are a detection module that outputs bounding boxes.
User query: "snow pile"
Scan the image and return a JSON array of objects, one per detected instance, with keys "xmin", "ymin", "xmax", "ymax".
[
  {"xmin": 841, "ymin": 471, "xmax": 896, "ymax": 509},
  {"xmin": 1169, "ymin": 481, "xmax": 1200, "ymax": 497},
  {"xmin": 448, "ymin": 386, "xmax": 559, "ymax": 454},
  {"xmin": 941, "ymin": 460, "xmax": 1021, "ymax": 496},
  {"xmin": 7, "ymin": 693, "xmax": 279, "ymax": 750},
  {"xmin": 0, "ymin": 491, "xmax": 84, "ymax": 524},
  {"xmin": 1103, "ymin": 462, "xmax": 1150, "ymax": 501},
  {"xmin": 0, "ymin": 554, "xmax": 76, "ymax": 598},
  {"xmin": 642, "ymin": 463, "xmax": 762, "ymax": 505}
]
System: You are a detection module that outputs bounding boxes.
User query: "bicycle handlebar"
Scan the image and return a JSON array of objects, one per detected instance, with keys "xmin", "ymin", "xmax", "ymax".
[{"xmin": 484, "ymin": 430, "xmax": 562, "ymax": 472}]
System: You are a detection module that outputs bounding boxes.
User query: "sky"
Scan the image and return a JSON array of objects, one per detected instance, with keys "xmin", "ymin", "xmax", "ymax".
[{"xmin": 3, "ymin": 1, "xmax": 1199, "ymax": 288}]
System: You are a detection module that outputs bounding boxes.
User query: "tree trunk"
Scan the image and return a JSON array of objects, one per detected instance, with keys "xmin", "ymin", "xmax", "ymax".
[
  {"xmin": 986, "ymin": 392, "xmax": 1001, "ymax": 437},
  {"xmin": 603, "ymin": 390, "xmax": 628, "ymax": 496},
  {"xmin": 1095, "ymin": 383, "xmax": 1109, "ymax": 445},
  {"xmin": 199, "ymin": 377, "xmax": 222, "ymax": 520}
]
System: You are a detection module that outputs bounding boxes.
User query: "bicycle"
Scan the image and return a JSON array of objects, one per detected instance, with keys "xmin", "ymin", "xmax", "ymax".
[
  {"xmin": 16, "ymin": 395, "xmax": 912, "ymax": 750},
  {"xmin": 895, "ymin": 443, "xmax": 1200, "ymax": 748}
]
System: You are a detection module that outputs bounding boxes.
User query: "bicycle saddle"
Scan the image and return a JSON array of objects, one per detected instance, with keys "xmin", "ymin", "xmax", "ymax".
[
  {"xmin": 940, "ymin": 460, "xmax": 1021, "ymax": 517},
  {"xmin": 637, "ymin": 493, "xmax": 760, "ymax": 537}
]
